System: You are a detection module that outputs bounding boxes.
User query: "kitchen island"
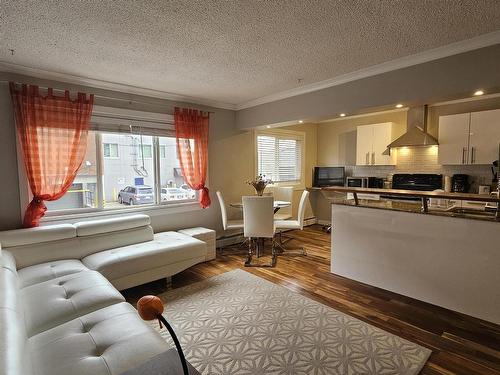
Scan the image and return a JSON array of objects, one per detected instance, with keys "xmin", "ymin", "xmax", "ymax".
[{"xmin": 321, "ymin": 187, "xmax": 500, "ymax": 324}]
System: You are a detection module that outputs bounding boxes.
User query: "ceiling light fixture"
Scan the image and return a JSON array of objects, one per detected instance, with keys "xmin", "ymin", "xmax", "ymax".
[
  {"xmin": 395, "ymin": 103, "xmax": 403, "ymax": 108},
  {"xmin": 266, "ymin": 125, "xmax": 271, "ymax": 129},
  {"xmin": 473, "ymin": 89, "xmax": 484, "ymax": 96},
  {"xmin": 298, "ymin": 120, "xmax": 303, "ymax": 123},
  {"xmin": 340, "ymin": 113, "xmax": 346, "ymax": 117}
]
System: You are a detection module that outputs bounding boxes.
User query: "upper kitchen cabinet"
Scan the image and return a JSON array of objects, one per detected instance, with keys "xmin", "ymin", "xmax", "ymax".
[
  {"xmin": 356, "ymin": 122, "xmax": 394, "ymax": 165},
  {"xmin": 438, "ymin": 113, "xmax": 471, "ymax": 165},
  {"xmin": 439, "ymin": 109, "xmax": 500, "ymax": 165},
  {"xmin": 469, "ymin": 109, "xmax": 500, "ymax": 164}
]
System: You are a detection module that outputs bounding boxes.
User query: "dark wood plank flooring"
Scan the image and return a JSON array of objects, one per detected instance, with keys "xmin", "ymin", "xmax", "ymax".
[{"xmin": 123, "ymin": 225, "xmax": 500, "ymax": 375}]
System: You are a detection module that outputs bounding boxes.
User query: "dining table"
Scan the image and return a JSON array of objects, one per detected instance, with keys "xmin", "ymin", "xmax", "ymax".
[
  {"xmin": 230, "ymin": 199, "xmax": 291, "ymax": 258},
  {"xmin": 229, "ymin": 200, "xmax": 291, "ymax": 213}
]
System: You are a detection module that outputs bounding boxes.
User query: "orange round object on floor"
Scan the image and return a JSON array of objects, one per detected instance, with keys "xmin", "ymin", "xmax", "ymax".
[{"xmin": 137, "ymin": 295, "xmax": 164, "ymax": 321}]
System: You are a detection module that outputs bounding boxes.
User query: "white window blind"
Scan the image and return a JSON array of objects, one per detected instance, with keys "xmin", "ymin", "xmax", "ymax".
[{"xmin": 257, "ymin": 134, "xmax": 302, "ymax": 183}]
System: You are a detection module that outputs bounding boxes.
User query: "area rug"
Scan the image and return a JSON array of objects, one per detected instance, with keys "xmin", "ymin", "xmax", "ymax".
[{"xmin": 153, "ymin": 269, "xmax": 431, "ymax": 375}]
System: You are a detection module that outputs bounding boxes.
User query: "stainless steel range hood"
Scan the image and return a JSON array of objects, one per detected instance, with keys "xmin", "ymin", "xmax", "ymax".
[{"xmin": 387, "ymin": 105, "xmax": 438, "ymax": 148}]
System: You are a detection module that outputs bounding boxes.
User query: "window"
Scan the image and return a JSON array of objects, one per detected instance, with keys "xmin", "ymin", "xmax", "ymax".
[
  {"xmin": 103, "ymin": 143, "xmax": 119, "ymax": 158},
  {"xmin": 139, "ymin": 144, "xmax": 152, "ymax": 159},
  {"xmin": 38, "ymin": 108, "xmax": 198, "ymax": 215},
  {"xmin": 159, "ymin": 137, "xmax": 196, "ymax": 202},
  {"xmin": 256, "ymin": 130, "xmax": 304, "ymax": 184}
]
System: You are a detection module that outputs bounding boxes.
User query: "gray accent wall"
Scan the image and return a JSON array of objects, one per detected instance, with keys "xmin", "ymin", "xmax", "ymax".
[{"xmin": 236, "ymin": 44, "xmax": 500, "ymax": 129}]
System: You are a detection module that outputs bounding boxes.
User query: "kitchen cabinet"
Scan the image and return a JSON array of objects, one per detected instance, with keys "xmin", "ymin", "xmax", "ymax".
[
  {"xmin": 438, "ymin": 109, "xmax": 500, "ymax": 165},
  {"xmin": 469, "ymin": 109, "xmax": 500, "ymax": 164},
  {"xmin": 438, "ymin": 113, "xmax": 470, "ymax": 165},
  {"xmin": 356, "ymin": 122, "xmax": 394, "ymax": 165}
]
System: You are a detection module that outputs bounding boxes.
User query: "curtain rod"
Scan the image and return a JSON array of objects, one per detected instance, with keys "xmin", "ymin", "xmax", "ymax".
[{"xmin": 1, "ymin": 80, "xmax": 215, "ymax": 113}]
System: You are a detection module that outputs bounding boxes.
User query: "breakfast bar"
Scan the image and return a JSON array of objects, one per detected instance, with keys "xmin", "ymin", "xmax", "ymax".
[{"xmin": 321, "ymin": 187, "xmax": 500, "ymax": 324}]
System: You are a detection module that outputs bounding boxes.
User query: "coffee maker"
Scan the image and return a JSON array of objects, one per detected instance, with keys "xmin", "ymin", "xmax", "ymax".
[{"xmin": 452, "ymin": 174, "xmax": 470, "ymax": 193}]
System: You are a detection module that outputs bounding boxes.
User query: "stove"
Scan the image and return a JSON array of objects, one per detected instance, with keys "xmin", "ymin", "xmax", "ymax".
[{"xmin": 382, "ymin": 174, "xmax": 443, "ymax": 200}]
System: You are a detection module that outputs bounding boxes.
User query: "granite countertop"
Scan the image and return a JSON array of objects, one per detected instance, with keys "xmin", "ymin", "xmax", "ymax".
[{"xmin": 330, "ymin": 198, "xmax": 499, "ymax": 223}]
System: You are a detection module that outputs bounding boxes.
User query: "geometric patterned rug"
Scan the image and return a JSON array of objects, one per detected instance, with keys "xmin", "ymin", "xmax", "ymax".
[{"xmin": 152, "ymin": 269, "xmax": 431, "ymax": 375}]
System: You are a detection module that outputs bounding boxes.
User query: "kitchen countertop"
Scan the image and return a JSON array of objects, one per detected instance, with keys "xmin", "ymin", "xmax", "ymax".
[{"xmin": 312, "ymin": 186, "xmax": 500, "ymax": 222}]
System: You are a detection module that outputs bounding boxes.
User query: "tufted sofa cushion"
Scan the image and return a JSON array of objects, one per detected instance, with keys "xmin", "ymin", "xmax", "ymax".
[
  {"xmin": 29, "ymin": 302, "xmax": 169, "ymax": 375},
  {"xmin": 21, "ymin": 270, "xmax": 124, "ymax": 337},
  {"xmin": 18, "ymin": 259, "xmax": 88, "ymax": 288}
]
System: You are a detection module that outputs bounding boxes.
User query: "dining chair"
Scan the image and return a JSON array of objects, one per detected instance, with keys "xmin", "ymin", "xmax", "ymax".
[
  {"xmin": 216, "ymin": 191, "xmax": 245, "ymax": 255},
  {"xmin": 274, "ymin": 190, "xmax": 309, "ymax": 256},
  {"xmin": 242, "ymin": 196, "xmax": 277, "ymax": 267},
  {"xmin": 268, "ymin": 186, "xmax": 293, "ymax": 220}
]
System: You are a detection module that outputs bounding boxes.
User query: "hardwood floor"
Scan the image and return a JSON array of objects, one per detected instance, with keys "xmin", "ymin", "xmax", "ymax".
[{"xmin": 123, "ymin": 225, "xmax": 500, "ymax": 375}]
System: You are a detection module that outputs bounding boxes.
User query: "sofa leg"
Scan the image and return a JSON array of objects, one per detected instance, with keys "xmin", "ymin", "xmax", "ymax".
[{"xmin": 165, "ymin": 276, "xmax": 172, "ymax": 289}]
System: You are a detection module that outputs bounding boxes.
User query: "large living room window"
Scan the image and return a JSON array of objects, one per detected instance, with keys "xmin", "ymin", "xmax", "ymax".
[
  {"xmin": 256, "ymin": 129, "xmax": 304, "ymax": 184},
  {"xmin": 40, "ymin": 106, "xmax": 198, "ymax": 215}
]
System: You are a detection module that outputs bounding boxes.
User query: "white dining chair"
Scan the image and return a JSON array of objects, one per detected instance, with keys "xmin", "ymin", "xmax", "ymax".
[
  {"xmin": 216, "ymin": 191, "xmax": 245, "ymax": 255},
  {"xmin": 274, "ymin": 190, "xmax": 309, "ymax": 255},
  {"xmin": 242, "ymin": 195, "xmax": 277, "ymax": 267},
  {"xmin": 268, "ymin": 186, "xmax": 293, "ymax": 220}
]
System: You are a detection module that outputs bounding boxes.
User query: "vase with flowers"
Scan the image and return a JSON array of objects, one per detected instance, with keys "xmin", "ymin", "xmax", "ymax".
[{"xmin": 246, "ymin": 175, "xmax": 273, "ymax": 196}]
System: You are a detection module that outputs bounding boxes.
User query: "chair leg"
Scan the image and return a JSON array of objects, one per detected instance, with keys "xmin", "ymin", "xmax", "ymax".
[
  {"xmin": 218, "ymin": 237, "xmax": 249, "ymax": 256},
  {"xmin": 244, "ymin": 238, "xmax": 277, "ymax": 268},
  {"xmin": 275, "ymin": 230, "xmax": 307, "ymax": 256}
]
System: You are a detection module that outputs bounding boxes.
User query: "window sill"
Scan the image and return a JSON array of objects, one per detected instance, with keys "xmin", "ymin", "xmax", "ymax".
[{"xmin": 41, "ymin": 201, "xmax": 202, "ymax": 224}]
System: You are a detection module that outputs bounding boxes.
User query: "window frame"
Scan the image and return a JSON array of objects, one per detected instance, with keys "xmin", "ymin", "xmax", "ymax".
[
  {"xmin": 16, "ymin": 106, "xmax": 203, "ymax": 223},
  {"xmin": 103, "ymin": 142, "xmax": 119, "ymax": 158},
  {"xmin": 254, "ymin": 129, "xmax": 306, "ymax": 188}
]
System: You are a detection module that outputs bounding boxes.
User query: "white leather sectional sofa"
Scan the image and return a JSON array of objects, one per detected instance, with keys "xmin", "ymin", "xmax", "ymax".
[{"xmin": 0, "ymin": 214, "xmax": 216, "ymax": 375}]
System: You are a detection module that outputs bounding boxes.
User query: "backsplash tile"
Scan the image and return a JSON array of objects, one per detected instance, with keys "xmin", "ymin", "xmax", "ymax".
[{"xmin": 346, "ymin": 146, "xmax": 494, "ymax": 193}]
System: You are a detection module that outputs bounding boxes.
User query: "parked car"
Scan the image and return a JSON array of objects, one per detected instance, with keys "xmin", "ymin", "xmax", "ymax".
[
  {"xmin": 118, "ymin": 185, "xmax": 154, "ymax": 205},
  {"xmin": 179, "ymin": 184, "xmax": 196, "ymax": 199},
  {"xmin": 161, "ymin": 187, "xmax": 189, "ymax": 201}
]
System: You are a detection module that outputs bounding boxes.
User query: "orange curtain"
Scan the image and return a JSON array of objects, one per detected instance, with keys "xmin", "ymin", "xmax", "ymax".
[
  {"xmin": 174, "ymin": 107, "xmax": 210, "ymax": 208},
  {"xmin": 9, "ymin": 83, "xmax": 94, "ymax": 227}
]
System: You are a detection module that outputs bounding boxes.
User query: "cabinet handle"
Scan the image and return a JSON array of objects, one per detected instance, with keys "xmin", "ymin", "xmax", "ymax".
[
  {"xmin": 471, "ymin": 147, "xmax": 475, "ymax": 164},
  {"xmin": 366, "ymin": 152, "xmax": 369, "ymax": 165},
  {"xmin": 371, "ymin": 152, "xmax": 375, "ymax": 165},
  {"xmin": 462, "ymin": 147, "xmax": 467, "ymax": 164}
]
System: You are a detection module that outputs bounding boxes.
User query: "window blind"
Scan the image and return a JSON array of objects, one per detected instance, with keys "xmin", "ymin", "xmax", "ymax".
[{"xmin": 257, "ymin": 134, "xmax": 302, "ymax": 182}]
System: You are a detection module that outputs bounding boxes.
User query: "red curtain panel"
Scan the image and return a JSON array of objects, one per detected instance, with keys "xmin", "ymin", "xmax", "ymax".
[
  {"xmin": 9, "ymin": 83, "xmax": 94, "ymax": 227},
  {"xmin": 174, "ymin": 107, "xmax": 211, "ymax": 208}
]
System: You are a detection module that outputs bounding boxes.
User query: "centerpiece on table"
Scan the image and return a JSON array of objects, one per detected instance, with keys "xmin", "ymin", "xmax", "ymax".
[{"xmin": 247, "ymin": 174, "xmax": 273, "ymax": 196}]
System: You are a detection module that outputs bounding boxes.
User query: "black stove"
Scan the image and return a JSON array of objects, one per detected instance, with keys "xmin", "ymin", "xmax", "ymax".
[{"xmin": 382, "ymin": 174, "xmax": 443, "ymax": 200}]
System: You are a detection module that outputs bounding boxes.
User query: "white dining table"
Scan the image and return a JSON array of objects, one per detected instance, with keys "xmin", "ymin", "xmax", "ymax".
[{"xmin": 230, "ymin": 200, "xmax": 291, "ymax": 213}]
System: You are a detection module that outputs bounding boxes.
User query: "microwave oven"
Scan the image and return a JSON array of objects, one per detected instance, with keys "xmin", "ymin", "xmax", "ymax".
[{"xmin": 346, "ymin": 177, "xmax": 384, "ymax": 188}]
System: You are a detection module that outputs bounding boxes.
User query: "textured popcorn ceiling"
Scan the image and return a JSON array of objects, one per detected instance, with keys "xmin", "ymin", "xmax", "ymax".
[{"xmin": 1, "ymin": 0, "xmax": 500, "ymax": 107}]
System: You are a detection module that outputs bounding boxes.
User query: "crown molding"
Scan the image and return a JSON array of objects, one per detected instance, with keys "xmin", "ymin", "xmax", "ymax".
[
  {"xmin": 236, "ymin": 30, "xmax": 500, "ymax": 110},
  {"xmin": 0, "ymin": 61, "xmax": 237, "ymax": 111},
  {"xmin": 429, "ymin": 92, "xmax": 500, "ymax": 107},
  {"xmin": 318, "ymin": 107, "xmax": 408, "ymax": 123}
]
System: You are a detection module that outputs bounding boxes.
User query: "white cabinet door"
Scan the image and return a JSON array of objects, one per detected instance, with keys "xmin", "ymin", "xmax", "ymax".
[
  {"xmin": 356, "ymin": 125, "xmax": 373, "ymax": 166},
  {"xmin": 469, "ymin": 109, "xmax": 500, "ymax": 164},
  {"xmin": 372, "ymin": 122, "xmax": 393, "ymax": 165},
  {"xmin": 438, "ymin": 113, "xmax": 470, "ymax": 165}
]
